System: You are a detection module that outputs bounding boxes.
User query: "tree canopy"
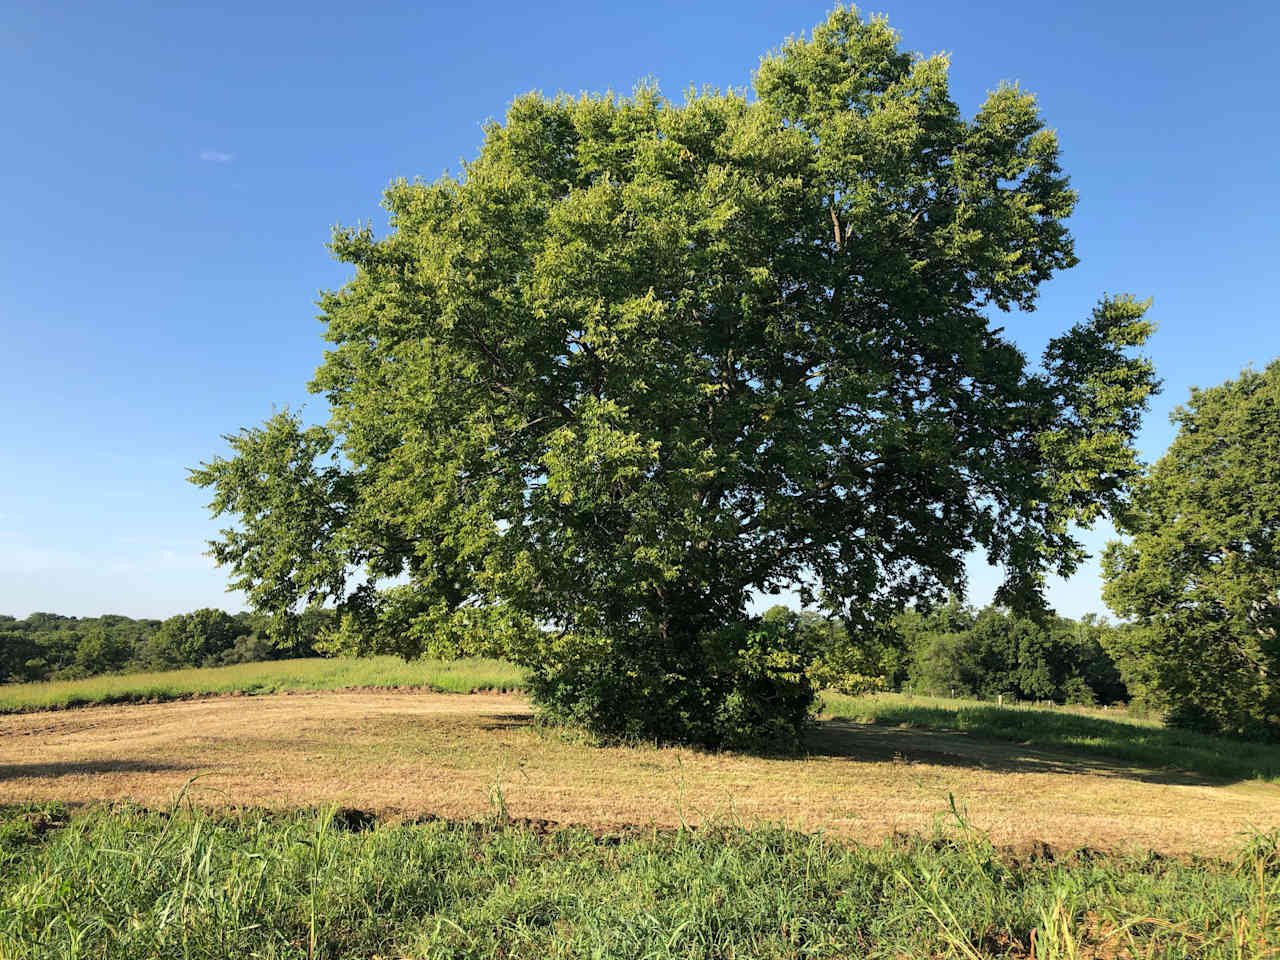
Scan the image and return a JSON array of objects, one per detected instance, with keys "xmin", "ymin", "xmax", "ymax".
[
  {"xmin": 1103, "ymin": 361, "xmax": 1280, "ymax": 739},
  {"xmin": 193, "ymin": 7, "xmax": 1157, "ymax": 746}
]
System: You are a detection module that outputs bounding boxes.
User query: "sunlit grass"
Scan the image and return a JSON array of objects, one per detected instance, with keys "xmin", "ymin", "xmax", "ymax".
[
  {"xmin": 1, "ymin": 802, "xmax": 1274, "ymax": 959},
  {"xmin": 822, "ymin": 691, "xmax": 1280, "ymax": 783},
  {"xmin": 0, "ymin": 656, "xmax": 526, "ymax": 713}
]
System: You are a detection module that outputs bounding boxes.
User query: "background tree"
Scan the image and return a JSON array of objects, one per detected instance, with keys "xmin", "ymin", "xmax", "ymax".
[
  {"xmin": 13, "ymin": 613, "xmax": 80, "ymax": 680},
  {"xmin": 193, "ymin": 7, "xmax": 1157, "ymax": 747},
  {"xmin": 1092, "ymin": 620, "xmax": 1166, "ymax": 715},
  {"xmin": 904, "ymin": 604, "xmax": 1126, "ymax": 704},
  {"xmin": 0, "ymin": 617, "xmax": 44, "ymax": 683},
  {"xmin": 73, "ymin": 623, "xmax": 134, "ymax": 676},
  {"xmin": 762, "ymin": 605, "xmax": 889, "ymax": 696},
  {"xmin": 148, "ymin": 608, "xmax": 245, "ymax": 669},
  {"xmin": 1103, "ymin": 360, "xmax": 1280, "ymax": 739},
  {"xmin": 1066, "ymin": 613, "xmax": 1129, "ymax": 706}
]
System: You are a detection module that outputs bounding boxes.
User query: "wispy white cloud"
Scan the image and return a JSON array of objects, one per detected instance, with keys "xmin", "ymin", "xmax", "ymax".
[
  {"xmin": 0, "ymin": 541, "xmax": 212, "ymax": 576},
  {"xmin": 153, "ymin": 547, "xmax": 211, "ymax": 571},
  {"xmin": 200, "ymin": 148, "xmax": 235, "ymax": 164},
  {"xmin": 0, "ymin": 546, "xmax": 90, "ymax": 575}
]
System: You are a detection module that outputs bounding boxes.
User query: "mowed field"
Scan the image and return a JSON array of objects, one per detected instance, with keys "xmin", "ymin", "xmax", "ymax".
[{"xmin": 3, "ymin": 687, "xmax": 1277, "ymax": 856}]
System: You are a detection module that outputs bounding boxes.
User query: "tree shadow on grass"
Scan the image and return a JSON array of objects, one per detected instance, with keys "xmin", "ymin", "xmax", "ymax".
[
  {"xmin": 805, "ymin": 718, "xmax": 1234, "ymax": 787},
  {"xmin": 470, "ymin": 710, "xmax": 1263, "ymax": 788},
  {"xmin": 0, "ymin": 759, "xmax": 196, "ymax": 780},
  {"xmin": 479, "ymin": 714, "xmax": 537, "ymax": 731}
]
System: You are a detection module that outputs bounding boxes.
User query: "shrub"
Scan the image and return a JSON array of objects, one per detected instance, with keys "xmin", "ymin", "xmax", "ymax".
[{"xmin": 526, "ymin": 616, "xmax": 820, "ymax": 750}]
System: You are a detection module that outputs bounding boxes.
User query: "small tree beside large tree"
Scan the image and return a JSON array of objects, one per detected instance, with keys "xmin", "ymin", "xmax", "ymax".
[
  {"xmin": 1103, "ymin": 361, "xmax": 1280, "ymax": 740},
  {"xmin": 193, "ymin": 7, "xmax": 1157, "ymax": 747}
]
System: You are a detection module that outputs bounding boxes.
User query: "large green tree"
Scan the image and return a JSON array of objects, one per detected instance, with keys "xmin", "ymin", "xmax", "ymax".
[
  {"xmin": 1103, "ymin": 361, "xmax": 1280, "ymax": 739},
  {"xmin": 193, "ymin": 7, "xmax": 1157, "ymax": 746}
]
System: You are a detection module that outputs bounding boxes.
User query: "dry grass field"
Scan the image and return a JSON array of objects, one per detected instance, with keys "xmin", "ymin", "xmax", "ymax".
[{"xmin": 3, "ymin": 689, "xmax": 1276, "ymax": 856}]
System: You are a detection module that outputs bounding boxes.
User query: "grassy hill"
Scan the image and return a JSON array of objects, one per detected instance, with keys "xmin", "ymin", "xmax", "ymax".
[{"xmin": 0, "ymin": 656, "xmax": 524, "ymax": 712}]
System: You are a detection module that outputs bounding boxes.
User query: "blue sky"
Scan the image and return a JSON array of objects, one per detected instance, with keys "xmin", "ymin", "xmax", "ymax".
[{"xmin": 2, "ymin": 0, "xmax": 1277, "ymax": 620}]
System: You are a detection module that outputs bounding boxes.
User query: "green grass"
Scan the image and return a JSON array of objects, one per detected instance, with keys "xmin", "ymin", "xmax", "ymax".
[
  {"xmin": 0, "ymin": 800, "xmax": 1274, "ymax": 959},
  {"xmin": 823, "ymin": 691, "xmax": 1280, "ymax": 784},
  {"xmin": 0, "ymin": 656, "xmax": 527, "ymax": 713}
]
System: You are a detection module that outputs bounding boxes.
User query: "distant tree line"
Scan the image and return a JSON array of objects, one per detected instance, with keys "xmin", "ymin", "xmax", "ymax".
[
  {"xmin": 4, "ymin": 599, "xmax": 1140, "ymax": 712},
  {"xmin": 0, "ymin": 607, "xmax": 336, "ymax": 684},
  {"xmin": 764, "ymin": 602, "xmax": 1140, "ymax": 708}
]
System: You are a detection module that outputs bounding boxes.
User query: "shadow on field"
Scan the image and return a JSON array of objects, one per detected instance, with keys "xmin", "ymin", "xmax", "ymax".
[
  {"xmin": 805, "ymin": 719, "xmax": 1226, "ymax": 787},
  {"xmin": 0, "ymin": 759, "xmax": 195, "ymax": 780},
  {"xmin": 467, "ymin": 709, "xmax": 1233, "ymax": 787},
  {"xmin": 480, "ymin": 713, "xmax": 537, "ymax": 731}
]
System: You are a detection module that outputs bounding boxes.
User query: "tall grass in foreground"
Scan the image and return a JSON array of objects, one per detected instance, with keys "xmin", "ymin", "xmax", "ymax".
[
  {"xmin": 823, "ymin": 692, "xmax": 1280, "ymax": 783},
  {"xmin": 0, "ymin": 801, "xmax": 1275, "ymax": 959},
  {"xmin": 0, "ymin": 656, "xmax": 526, "ymax": 713}
]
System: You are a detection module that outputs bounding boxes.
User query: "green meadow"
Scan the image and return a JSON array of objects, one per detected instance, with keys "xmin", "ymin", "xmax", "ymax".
[{"xmin": 0, "ymin": 656, "xmax": 525, "ymax": 713}]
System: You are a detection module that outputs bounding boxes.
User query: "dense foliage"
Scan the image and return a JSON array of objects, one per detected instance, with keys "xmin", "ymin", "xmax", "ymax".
[
  {"xmin": 0, "ymin": 607, "xmax": 334, "ymax": 684},
  {"xmin": 761, "ymin": 602, "xmax": 1128, "ymax": 705},
  {"xmin": 193, "ymin": 7, "xmax": 1157, "ymax": 747},
  {"xmin": 1103, "ymin": 360, "xmax": 1280, "ymax": 740},
  {"xmin": 893, "ymin": 602, "xmax": 1128, "ymax": 705}
]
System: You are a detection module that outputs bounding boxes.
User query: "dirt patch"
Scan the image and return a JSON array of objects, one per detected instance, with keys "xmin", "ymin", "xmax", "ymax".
[{"xmin": 1, "ymin": 691, "xmax": 1275, "ymax": 855}]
